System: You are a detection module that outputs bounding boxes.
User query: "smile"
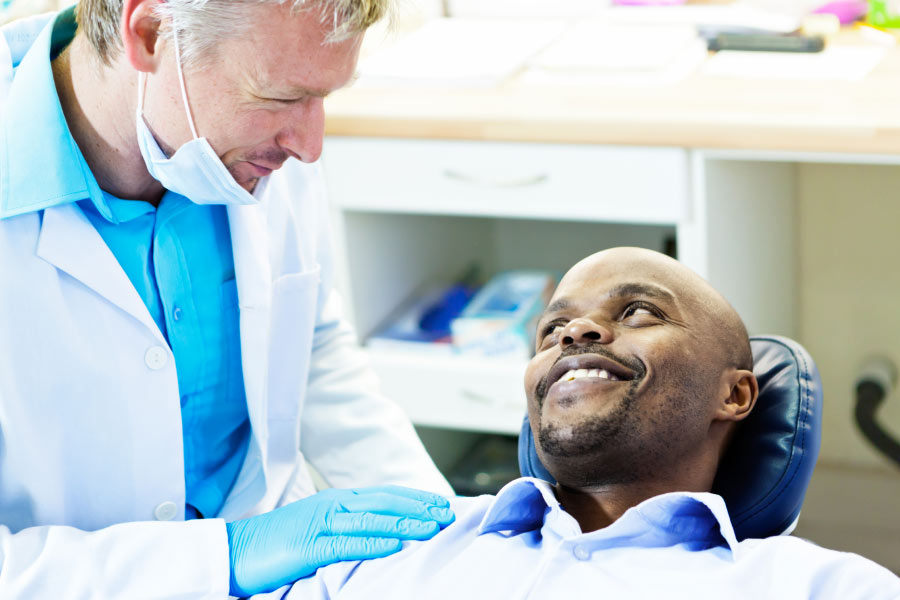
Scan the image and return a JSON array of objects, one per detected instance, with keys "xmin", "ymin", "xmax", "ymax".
[
  {"xmin": 546, "ymin": 353, "xmax": 639, "ymax": 390},
  {"xmin": 558, "ymin": 368, "xmax": 623, "ymax": 382}
]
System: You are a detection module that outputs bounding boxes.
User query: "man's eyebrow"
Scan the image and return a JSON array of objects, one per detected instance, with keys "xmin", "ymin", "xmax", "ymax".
[
  {"xmin": 607, "ymin": 282, "xmax": 675, "ymax": 302},
  {"xmin": 278, "ymin": 84, "xmax": 331, "ymax": 98},
  {"xmin": 543, "ymin": 298, "xmax": 571, "ymax": 315},
  {"xmin": 541, "ymin": 283, "xmax": 674, "ymax": 319},
  {"xmin": 262, "ymin": 72, "xmax": 359, "ymax": 99}
]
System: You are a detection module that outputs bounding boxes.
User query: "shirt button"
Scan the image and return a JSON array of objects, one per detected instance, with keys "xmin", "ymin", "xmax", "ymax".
[
  {"xmin": 144, "ymin": 346, "xmax": 168, "ymax": 370},
  {"xmin": 172, "ymin": 307, "xmax": 182, "ymax": 321},
  {"xmin": 154, "ymin": 501, "xmax": 178, "ymax": 521},
  {"xmin": 573, "ymin": 545, "xmax": 591, "ymax": 561}
]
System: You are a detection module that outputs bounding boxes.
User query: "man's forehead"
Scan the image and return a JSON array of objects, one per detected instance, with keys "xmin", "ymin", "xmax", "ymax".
[
  {"xmin": 230, "ymin": 3, "xmax": 363, "ymax": 94},
  {"xmin": 545, "ymin": 250, "xmax": 710, "ymax": 314}
]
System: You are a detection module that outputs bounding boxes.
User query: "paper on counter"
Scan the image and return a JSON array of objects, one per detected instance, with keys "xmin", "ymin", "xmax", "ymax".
[
  {"xmin": 523, "ymin": 22, "xmax": 708, "ymax": 86},
  {"xmin": 702, "ymin": 45, "xmax": 887, "ymax": 81},
  {"xmin": 357, "ymin": 18, "xmax": 567, "ymax": 88},
  {"xmin": 533, "ymin": 22, "xmax": 699, "ymax": 70}
]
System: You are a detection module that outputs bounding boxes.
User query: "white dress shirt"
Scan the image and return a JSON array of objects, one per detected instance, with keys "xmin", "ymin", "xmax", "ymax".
[{"xmin": 261, "ymin": 477, "xmax": 900, "ymax": 600}]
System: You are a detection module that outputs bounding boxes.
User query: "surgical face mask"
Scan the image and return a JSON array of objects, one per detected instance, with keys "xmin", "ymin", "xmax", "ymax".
[{"xmin": 135, "ymin": 26, "xmax": 258, "ymax": 206}]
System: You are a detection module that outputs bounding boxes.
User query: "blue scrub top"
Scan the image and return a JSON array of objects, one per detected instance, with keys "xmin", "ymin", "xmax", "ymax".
[{"xmin": 1, "ymin": 8, "xmax": 250, "ymax": 519}]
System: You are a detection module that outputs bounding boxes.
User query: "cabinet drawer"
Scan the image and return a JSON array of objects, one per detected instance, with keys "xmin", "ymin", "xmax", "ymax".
[
  {"xmin": 323, "ymin": 137, "xmax": 688, "ymax": 224},
  {"xmin": 367, "ymin": 350, "xmax": 527, "ymax": 435}
]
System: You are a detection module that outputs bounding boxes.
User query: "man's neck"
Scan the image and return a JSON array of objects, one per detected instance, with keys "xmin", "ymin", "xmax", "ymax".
[
  {"xmin": 51, "ymin": 36, "xmax": 165, "ymax": 205},
  {"xmin": 554, "ymin": 472, "xmax": 716, "ymax": 533}
]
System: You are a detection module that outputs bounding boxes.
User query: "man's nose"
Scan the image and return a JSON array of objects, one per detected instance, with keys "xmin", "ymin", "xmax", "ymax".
[
  {"xmin": 559, "ymin": 317, "xmax": 614, "ymax": 348},
  {"xmin": 275, "ymin": 97, "xmax": 325, "ymax": 163}
]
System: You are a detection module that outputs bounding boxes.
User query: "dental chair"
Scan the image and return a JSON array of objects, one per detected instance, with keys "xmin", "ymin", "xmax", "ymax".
[{"xmin": 519, "ymin": 335, "xmax": 823, "ymax": 541}]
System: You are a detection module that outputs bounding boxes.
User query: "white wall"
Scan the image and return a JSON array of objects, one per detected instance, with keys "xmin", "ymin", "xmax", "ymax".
[
  {"xmin": 798, "ymin": 163, "xmax": 900, "ymax": 469},
  {"xmin": 793, "ymin": 162, "xmax": 900, "ymax": 572}
]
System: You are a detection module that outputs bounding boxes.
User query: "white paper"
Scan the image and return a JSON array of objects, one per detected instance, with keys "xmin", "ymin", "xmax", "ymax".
[
  {"xmin": 357, "ymin": 18, "xmax": 568, "ymax": 88},
  {"xmin": 523, "ymin": 21, "xmax": 707, "ymax": 86},
  {"xmin": 702, "ymin": 45, "xmax": 887, "ymax": 81},
  {"xmin": 532, "ymin": 22, "xmax": 699, "ymax": 71}
]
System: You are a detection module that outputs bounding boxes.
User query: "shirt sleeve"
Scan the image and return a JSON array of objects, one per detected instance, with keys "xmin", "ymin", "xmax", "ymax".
[
  {"xmin": 0, "ymin": 519, "xmax": 230, "ymax": 599},
  {"xmin": 248, "ymin": 560, "xmax": 362, "ymax": 600},
  {"xmin": 809, "ymin": 550, "xmax": 900, "ymax": 600}
]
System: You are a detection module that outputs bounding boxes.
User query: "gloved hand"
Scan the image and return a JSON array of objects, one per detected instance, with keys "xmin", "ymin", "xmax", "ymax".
[{"xmin": 225, "ymin": 485, "xmax": 455, "ymax": 596}]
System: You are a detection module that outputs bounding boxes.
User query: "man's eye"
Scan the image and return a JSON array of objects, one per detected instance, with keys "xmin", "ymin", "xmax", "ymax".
[
  {"xmin": 262, "ymin": 96, "xmax": 305, "ymax": 105},
  {"xmin": 542, "ymin": 320, "xmax": 565, "ymax": 336},
  {"xmin": 622, "ymin": 302, "xmax": 659, "ymax": 320},
  {"xmin": 540, "ymin": 319, "xmax": 568, "ymax": 341}
]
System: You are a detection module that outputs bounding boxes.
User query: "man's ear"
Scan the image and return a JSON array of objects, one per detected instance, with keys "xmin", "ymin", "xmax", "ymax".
[
  {"xmin": 121, "ymin": 0, "xmax": 164, "ymax": 73},
  {"xmin": 716, "ymin": 370, "xmax": 758, "ymax": 422}
]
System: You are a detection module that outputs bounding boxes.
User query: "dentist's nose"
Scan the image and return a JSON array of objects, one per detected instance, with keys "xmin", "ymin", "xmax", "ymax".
[
  {"xmin": 559, "ymin": 317, "xmax": 614, "ymax": 348},
  {"xmin": 276, "ymin": 97, "xmax": 325, "ymax": 163}
]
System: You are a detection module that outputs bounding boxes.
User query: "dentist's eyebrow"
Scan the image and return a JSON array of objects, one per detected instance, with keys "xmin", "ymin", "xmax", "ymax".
[
  {"xmin": 607, "ymin": 283, "xmax": 675, "ymax": 303},
  {"xmin": 258, "ymin": 72, "xmax": 359, "ymax": 99}
]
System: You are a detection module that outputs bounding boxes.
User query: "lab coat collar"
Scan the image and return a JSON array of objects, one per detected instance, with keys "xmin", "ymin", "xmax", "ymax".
[
  {"xmin": 36, "ymin": 202, "xmax": 167, "ymax": 344},
  {"xmin": 478, "ymin": 478, "xmax": 741, "ymax": 558},
  {"xmin": 0, "ymin": 10, "xmax": 114, "ymax": 222}
]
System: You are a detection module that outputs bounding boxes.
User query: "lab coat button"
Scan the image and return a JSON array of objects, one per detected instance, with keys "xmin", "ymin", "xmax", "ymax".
[
  {"xmin": 144, "ymin": 346, "xmax": 168, "ymax": 370},
  {"xmin": 154, "ymin": 501, "xmax": 178, "ymax": 521},
  {"xmin": 573, "ymin": 545, "xmax": 591, "ymax": 561}
]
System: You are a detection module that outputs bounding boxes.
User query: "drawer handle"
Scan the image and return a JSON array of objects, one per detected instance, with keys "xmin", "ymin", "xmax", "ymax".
[{"xmin": 443, "ymin": 169, "xmax": 549, "ymax": 188}]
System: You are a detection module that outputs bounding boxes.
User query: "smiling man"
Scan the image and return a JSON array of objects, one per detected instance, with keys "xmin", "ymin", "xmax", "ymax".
[
  {"xmin": 0, "ymin": 1, "xmax": 453, "ymax": 597},
  {"xmin": 266, "ymin": 247, "xmax": 900, "ymax": 600}
]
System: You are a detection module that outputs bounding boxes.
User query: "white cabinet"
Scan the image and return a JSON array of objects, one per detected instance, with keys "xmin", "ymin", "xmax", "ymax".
[{"xmin": 322, "ymin": 137, "xmax": 797, "ymax": 434}]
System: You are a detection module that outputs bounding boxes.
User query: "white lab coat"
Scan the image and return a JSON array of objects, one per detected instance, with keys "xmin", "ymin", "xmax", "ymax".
[{"xmin": 0, "ymin": 13, "xmax": 451, "ymax": 599}]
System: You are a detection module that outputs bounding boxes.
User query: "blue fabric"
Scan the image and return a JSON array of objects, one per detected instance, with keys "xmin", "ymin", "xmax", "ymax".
[
  {"xmin": 2, "ymin": 12, "xmax": 250, "ymax": 519},
  {"xmin": 276, "ymin": 478, "xmax": 900, "ymax": 600}
]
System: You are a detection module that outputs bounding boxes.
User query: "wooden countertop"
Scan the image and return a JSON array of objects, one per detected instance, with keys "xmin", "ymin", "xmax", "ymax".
[{"xmin": 324, "ymin": 27, "xmax": 900, "ymax": 155}]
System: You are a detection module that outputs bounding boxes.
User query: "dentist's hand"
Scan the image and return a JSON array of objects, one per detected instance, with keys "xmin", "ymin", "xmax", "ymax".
[{"xmin": 225, "ymin": 485, "xmax": 455, "ymax": 596}]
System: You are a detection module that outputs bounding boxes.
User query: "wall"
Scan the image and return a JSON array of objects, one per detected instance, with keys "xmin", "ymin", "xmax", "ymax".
[{"xmin": 793, "ymin": 162, "xmax": 900, "ymax": 572}]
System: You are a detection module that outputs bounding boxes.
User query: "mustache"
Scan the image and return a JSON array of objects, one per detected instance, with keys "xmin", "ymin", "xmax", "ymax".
[
  {"xmin": 535, "ymin": 344, "xmax": 646, "ymax": 407},
  {"xmin": 243, "ymin": 148, "xmax": 289, "ymax": 166}
]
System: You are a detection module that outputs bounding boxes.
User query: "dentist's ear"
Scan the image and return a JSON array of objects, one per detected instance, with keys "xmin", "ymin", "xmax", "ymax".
[
  {"xmin": 716, "ymin": 370, "xmax": 758, "ymax": 423},
  {"xmin": 120, "ymin": 0, "xmax": 164, "ymax": 73}
]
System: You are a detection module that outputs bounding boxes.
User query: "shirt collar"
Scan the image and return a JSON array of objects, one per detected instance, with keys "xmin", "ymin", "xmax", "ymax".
[
  {"xmin": 477, "ymin": 478, "xmax": 742, "ymax": 558},
  {"xmin": 0, "ymin": 8, "xmax": 112, "ymax": 221}
]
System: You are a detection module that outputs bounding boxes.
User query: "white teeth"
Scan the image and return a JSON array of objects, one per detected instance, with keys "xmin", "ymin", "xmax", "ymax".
[{"xmin": 559, "ymin": 368, "xmax": 618, "ymax": 383}]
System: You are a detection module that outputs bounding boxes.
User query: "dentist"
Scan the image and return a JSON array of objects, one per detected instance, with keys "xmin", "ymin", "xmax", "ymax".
[{"xmin": 0, "ymin": 0, "xmax": 453, "ymax": 597}]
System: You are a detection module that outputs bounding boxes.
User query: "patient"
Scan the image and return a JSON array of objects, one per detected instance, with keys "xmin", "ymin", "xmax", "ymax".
[{"xmin": 261, "ymin": 247, "xmax": 900, "ymax": 599}]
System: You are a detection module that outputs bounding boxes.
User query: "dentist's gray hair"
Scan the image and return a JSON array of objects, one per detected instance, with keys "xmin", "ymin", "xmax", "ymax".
[{"xmin": 75, "ymin": 0, "xmax": 389, "ymax": 68}]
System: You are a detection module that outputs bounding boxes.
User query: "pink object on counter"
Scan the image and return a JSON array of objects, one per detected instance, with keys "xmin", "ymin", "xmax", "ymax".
[{"xmin": 812, "ymin": 0, "xmax": 868, "ymax": 23}]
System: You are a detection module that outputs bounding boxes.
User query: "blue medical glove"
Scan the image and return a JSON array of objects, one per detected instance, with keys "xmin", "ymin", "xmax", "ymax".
[{"xmin": 225, "ymin": 485, "xmax": 455, "ymax": 596}]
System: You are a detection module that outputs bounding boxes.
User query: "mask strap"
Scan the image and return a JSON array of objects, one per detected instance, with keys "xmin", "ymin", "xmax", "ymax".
[
  {"xmin": 172, "ymin": 24, "xmax": 200, "ymax": 139},
  {"xmin": 137, "ymin": 71, "xmax": 147, "ymax": 113}
]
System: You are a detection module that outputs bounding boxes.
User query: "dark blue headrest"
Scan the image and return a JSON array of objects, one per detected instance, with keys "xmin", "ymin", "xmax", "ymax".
[{"xmin": 518, "ymin": 335, "xmax": 822, "ymax": 540}]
